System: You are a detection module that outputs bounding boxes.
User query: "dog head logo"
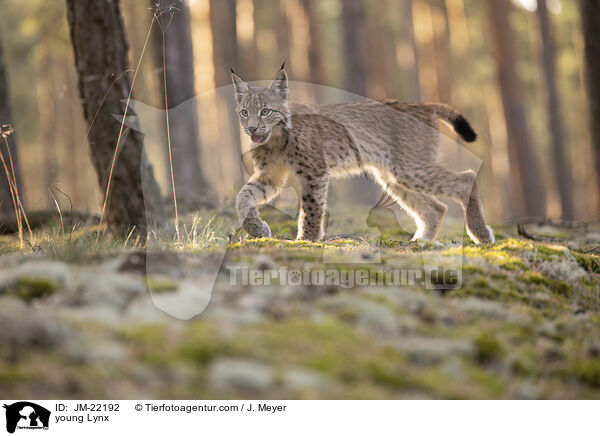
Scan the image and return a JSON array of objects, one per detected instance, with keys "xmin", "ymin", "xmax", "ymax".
[{"xmin": 3, "ymin": 402, "xmax": 50, "ymax": 434}]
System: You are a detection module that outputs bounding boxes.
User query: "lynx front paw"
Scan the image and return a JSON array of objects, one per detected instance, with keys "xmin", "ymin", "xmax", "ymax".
[{"xmin": 243, "ymin": 217, "xmax": 272, "ymax": 238}]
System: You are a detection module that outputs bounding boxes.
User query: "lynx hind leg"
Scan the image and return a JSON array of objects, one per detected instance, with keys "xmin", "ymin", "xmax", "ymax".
[
  {"xmin": 462, "ymin": 174, "xmax": 495, "ymax": 244},
  {"xmin": 401, "ymin": 166, "xmax": 494, "ymax": 244},
  {"xmin": 387, "ymin": 184, "xmax": 447, "ymax": 241}
]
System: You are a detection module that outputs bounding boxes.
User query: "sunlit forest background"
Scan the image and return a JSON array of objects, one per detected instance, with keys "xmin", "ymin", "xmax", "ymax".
[{"xmin": 0, "ymin": 0, "xmax": 598, "ymax": 223}]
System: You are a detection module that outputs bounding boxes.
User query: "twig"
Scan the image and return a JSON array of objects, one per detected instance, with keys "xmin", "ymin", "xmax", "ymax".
[
  {"xmin": 51, "ymin": 185, "xmax": 74, "ymax": 235},
  {"xmin": 47, "ymin": 187, "xmax": 65, "ymax": 235},
  {"xmin": 157, "ymin": 4, "xmax": 180, "ymax": 243},
  {"xmin": 509, "ymin": 216, "xmax": 598, "ymax": 229},
  {"xmin": 0, "ymin": 134, "xmax": 21, "ymax": 246},
  {"xmin": 0, "ymin": 128, "xmax": 33, "ymax": 247}
]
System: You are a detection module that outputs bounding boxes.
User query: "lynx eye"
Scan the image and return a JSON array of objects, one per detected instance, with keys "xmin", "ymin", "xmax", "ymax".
[
  {"xmin": 240, "ymin": 109, "xmax": 248, "ymax": 118},
  {"xmin": 260, "ymin": 108, "xmax": 272, "ymax": 117}
]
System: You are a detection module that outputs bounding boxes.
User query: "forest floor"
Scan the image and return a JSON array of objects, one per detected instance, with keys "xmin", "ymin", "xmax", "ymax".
[{"xmin": 1, "ymin": 206, "xmax": 600, "ymax": 399}]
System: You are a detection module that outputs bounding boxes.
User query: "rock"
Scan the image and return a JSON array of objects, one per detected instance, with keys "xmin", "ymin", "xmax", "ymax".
[
  {"xmin": 0, "ymin": 261, "xmax": 73, "ymax": 300},
  {"xmin": 537, "ymin": 251, "xmax": 586, "ymax": 282},
  {"xmin": 64, "ymin": 338, "xmax": 128, "ymax": 365},
  {"xmin": 457, "ymin": 298, "xmax": 526, "ymax": 323},
  {"xmin": 282, "ymin": 368, "xmax": 327, "ymax": 391},
  {"xmin": 0, "ymin": 296, "xmax": 69, "ymax": 352},
  {"xmin": 63, "ymin": 272, "xmax": 145, "ymax": 310},
  {"xmin": 396, "ymin": 336, "xmax": 473, "ymax": 365},
  {"xmin": 204, "ymin": 307, "xmax": 264, "ymax": 328},
  {"xmin": 355, "ymin": 301, "xmax": 399, "ymax": 336},
  {"xmin": 208, "ymin": 358, "xmax": 274, "ymax": 393}
]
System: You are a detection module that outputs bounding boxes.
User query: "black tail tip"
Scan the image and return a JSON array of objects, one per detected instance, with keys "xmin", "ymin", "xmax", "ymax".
[{"xmin": 453, "ymin": 115, "xmax": 477, "ymax": 142}]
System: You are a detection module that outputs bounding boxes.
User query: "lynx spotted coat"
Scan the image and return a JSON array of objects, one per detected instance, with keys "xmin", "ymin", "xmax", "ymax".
[{"xmin": 233, "ymin": 68, "xmax": 494, "ymax": 244}]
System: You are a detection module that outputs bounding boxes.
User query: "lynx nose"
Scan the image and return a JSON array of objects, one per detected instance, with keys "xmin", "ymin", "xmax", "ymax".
[{"xmin": 247, "ymin": 127, "xmax": 258, "ymax": 134}]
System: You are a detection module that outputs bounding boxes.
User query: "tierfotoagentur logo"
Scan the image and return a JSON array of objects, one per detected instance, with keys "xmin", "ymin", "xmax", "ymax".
[
  {"xmin": 2, "ymin": 402, "xmax": 50, "ymax": 434},
  {"xmin": 226, "ymin": 265, "xmax": 460, "ymax": 289}
]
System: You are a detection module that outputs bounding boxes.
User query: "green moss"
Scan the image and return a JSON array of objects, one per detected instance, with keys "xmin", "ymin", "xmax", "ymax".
[
  {"xmin": 452, "ymin": 285, "xmax": 501, "ymax": 300},
  {"xmin": 179, "ymin": 317, "xmax": 409, "ymax": 392},
  {"xmin": 462, "ymin": 264, "xmax": 485, "ymax": 274},
  {"xmin": 119, "ymin": 324, "xmax": 170, "ymax": 365},
  {"xmin": 179, "ymin": 322, "xmax": 233, "ymax": 366},
  {"xmin": 535, "ymin": 245, "xmax": 568, "ymax": 259},
  {"xmin": 0, "ymin": 366, "xmax": 36, "ymax": 383},
  {"xmin": 467, "ymin": 366, "xmax": 505, "ymax": 396},
  {"xmin": 360, "ymin": 293, "xmax": 395, "ymax": 308},
  {"xmin": 0, "ymin": 235, "xmax": 22, "ymax": 254},
  {"xmin": 571, "ymin": 358, "xmax": 600, "ymax": 387},
  {"xmin": 572, "ymin": 252, "xmax": 600, "ymax": 275},
  {"xmin": 146, "ymin": 275, "xmax": 178, "ymax": 293},
  {"xmin": 521, "ymin": 271, "xmax": 571, "ymax": 298},
  {"xmin": 229, "ymin": 238, "xmax": 326, "ymax": 249},
  {"xmin": 490, "ymin": 272, "xmax": 507, "ymax": 280},
  {"xmin": 474, "ymin": 333, "xmax": 503, "ymax": 364},
  {"xmin": 473, "ymin": 277, "xmax": 490, "ymax": 288},
  {"xmin": 493, "ymin": 239, "xmax": 534, "ymax": 252},
  {"xmin": 366, "ymin": 360, "xmax": 405, "ymax": 389},
  {"xmin": 14, "ymin": 277, "xmax": 59, "ymax": 301},
  {"xmin": 443, "ymin": 245, "xmax": 527, "ymax": 271}
]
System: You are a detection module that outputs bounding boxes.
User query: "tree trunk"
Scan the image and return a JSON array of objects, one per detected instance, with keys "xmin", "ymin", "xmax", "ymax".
[
  {"xmin": 65, "ymin": 0, "xmax": 165, "ymax": 233},
  {"xmin": 579, "ymin": 0, "xmax": 600, "ymax": 211},
  {"xmin": 398, "ymin": 0, "xmax": 421, "ymax": 102},
  {"xmin": 237, "ymin": 0, "xmax": 257, "ymax": 79},
  {"xmin": 300, "ymin": 0, "xmax": 324, "ymax": 87},
  {"xmin": 365, "ymin": 2, "xmax": 389, "ymax": 99},
  {"xmin": 341, "ymin": 0, "xmax": 368, "ymax": 96},
  {"xmin": 486, "ymin": 0, "xmax": 546, "ymax": 217},
  {"xmin": 537, "ymin": 0, "xmax": 574, "ymax": 219},
  {"xmin": 62, "ymin": 62, "xmax": 81, "ymax": 207},
  {"xmin": 430, "ymin": 0, "xmax": 452, "ymax": 103},
  {"xmin": 209, "ymin": 0, "xmax": 245, "ymax": 183},
  {"xmin": 209, "ymin": 0, "xmax": 238, "ymax": 88},
  {"xmin": 37, "ymin": 52, "xmax": 58, "ymax": 203},
  {"xmin": 151, "ymin": 0, "xmax": 215, "ymax": 213},
  {"xmin": 0, "ymin": 32, "xmax": 24, "ymax": 215}
]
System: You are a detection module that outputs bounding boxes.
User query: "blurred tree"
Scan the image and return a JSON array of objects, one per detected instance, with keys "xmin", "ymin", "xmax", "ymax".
[
  {"xmin": 37, "ymin": 52, "xmax": 58, "ymax": 201},
  {"xmin": 537, "ymin": 0, "xmax": 573, "ymax": 220},
  {"xmin": 579, "ymin": 0, "xmax": 600, "ymax": 204},
  {"xmin": 275, "ymin": 2, "xmax": 291, "ymax": 71},
  {"xmin": 66, "ymin": 0, "xmax": 165, "ymax": 232},
  {"xmin": 210, "ymin": 0, "xmax": 238, "ymax": 87},
  {"xmin": 398, "ymin": 0, "xmax": 421, "ymax": 102},
  {"xmin": 150, "ymin": 0, "xmax": 215, "ymax": 213},
  {"xmin": 61, "ymin": 63, "xmax": 81, "ymax": 207},
  {"xmin": 300, "ymin": 0, "xmax": 323, "ymax": 87},
  {"xmin": 430, "ymin": 0, "xmax": 452, "ymax": 103},
  {"xmin": 366, "ymin": 1, "xmax": 393, "ymax": 99},
  {"xmin": 487, "ymin": 0, "xmax": 546, "ymax": 217},
  {"xmin": 237, "ymin": 0, "xmax": 257, "ymax": 78},
  {"xmin": 209, "ymin": 0, "xmax": 244, "ymax": 183},
  {"xmin": 341, "ymin": 0, "xmax": 368, "ymax": 96},
  {"xmin": 0, "ymin": 31, "xmax": 24, "ymax": 215}
]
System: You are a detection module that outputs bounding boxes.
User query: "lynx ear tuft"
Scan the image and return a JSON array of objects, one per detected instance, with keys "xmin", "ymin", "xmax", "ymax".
[
  {"xmin": 231, "ymin": 69, "xmax": 249, "ymax": 104},
  {"xmin": 269, "ymin": 68, "xmax": 288, "ymax": 99},
  {"xmin": 280, "ymin": 60, "xmax": 286, "ymax": 71}
]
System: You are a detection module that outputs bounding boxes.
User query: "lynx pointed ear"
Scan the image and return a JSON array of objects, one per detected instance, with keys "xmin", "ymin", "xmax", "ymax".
[
  {"xmin": 231, "ymin": 69, "xmax": 249, "ymax": 104},
  {"xmin": 268, "ymin": 68, "xmax": 288, "ymax": 100}
]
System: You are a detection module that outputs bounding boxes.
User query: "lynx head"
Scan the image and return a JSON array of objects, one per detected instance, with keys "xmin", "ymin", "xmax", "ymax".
[{"xmin": 231, "ymin": 64, "xmax": 291, "ymax": 145}]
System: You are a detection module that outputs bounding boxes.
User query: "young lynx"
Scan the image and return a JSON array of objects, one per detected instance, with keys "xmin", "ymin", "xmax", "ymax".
[{"xmin": 233, "ymin": 66, "xmax": 494, "ymax": 244}]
